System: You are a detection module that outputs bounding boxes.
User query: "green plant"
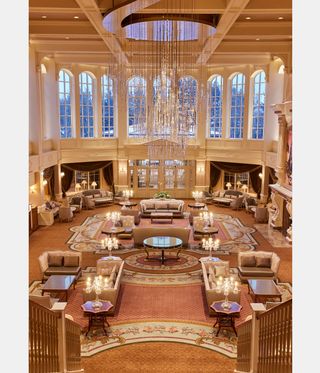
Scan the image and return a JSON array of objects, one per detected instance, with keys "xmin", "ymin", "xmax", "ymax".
[{"xmin": 154, "ymin": 191, "xmax": 171, "ymax": 199}]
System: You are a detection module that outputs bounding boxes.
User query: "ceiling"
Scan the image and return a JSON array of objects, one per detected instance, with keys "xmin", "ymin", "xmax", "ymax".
[{"xmin": 29, "ymin": 0, "xmax": 292, "ymax": 67}]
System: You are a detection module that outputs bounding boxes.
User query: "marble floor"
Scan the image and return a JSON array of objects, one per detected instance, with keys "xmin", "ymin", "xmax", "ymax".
[{"xmin": 254, "ymin": 224, "xmax": 292, "ymax": 248}]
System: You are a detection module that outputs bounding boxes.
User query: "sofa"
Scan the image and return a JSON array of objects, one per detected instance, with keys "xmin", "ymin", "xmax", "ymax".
[
  {"xmin": 140, "ymin": 199, "xmax": 184, "ymax": 218},
  {"xmin": 201, "ymin": 261, "xmax": 240, "ymax": 316},
  {"xmin": 212, "ymin": 190, "xmax": 244, "ymax": 207},
  {"xmin": 38, "ymin": 201, "xmax": 61, "ymax": 225},
  {"xmin": 82, "ymin": 189, "xmax": 113, "ymax": 209},
  {"xmin": 237, "ymin": 251, "xmax": 280, "ymax": 282},
  {"xmin": 132, "ymin": 227, "xmax": 190, "ymax": 248},
  {"xmin": 83, "ymin": 259, "xmax": 124, "ymax": 315},
  {"xmin": 38, "ymin": 250, "xmax": 82, "ymax": 282}
]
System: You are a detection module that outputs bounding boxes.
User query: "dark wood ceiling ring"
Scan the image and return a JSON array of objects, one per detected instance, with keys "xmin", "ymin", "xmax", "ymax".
[{"xmin": 121, "ymin": 13, "xmax": 220, "ymax": 29}]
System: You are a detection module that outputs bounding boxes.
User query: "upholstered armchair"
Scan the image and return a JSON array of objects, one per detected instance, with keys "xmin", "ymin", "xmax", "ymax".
[
  {"xmin": 192, "ymin": 216, "xmax": 206, "ymax": 240},
  {"xmin": 59, "ymin": 206, "xmax": 73, "ymax": 222},
  {"xmin": 230, "ymin": 196, "xmax": 244, "ymax": 210},
  {"xmin": 83, "ymin": 196, "xmax": 95, "ymax": 210},
  {"xmin": 70, "ymin": 196, "xmax": 82, "ymax": 212},
  {"xmin": 118, "ymin": 215, "xmax": 135, "ymax": 239},
  {"xmin": 29, "ymin": 294, "xmax": 59, "ymax": 309},
  {"xmin": 244, "ymin": 197, "xmax": 257, "ymax": 214}
]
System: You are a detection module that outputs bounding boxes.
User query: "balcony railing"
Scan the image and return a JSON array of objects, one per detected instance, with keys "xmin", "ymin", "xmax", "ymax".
[{"xmin": 236, "ymin": 319, "xmax": 252, "ymax": 372}]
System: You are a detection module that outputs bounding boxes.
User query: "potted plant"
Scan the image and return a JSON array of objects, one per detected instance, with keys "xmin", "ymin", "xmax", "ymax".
[{"xmin": 154, "ymin": 191, "xmax": 171, "ymax": 199}]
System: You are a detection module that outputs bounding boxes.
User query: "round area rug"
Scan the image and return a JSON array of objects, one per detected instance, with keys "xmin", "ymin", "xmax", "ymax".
[{"xmin": 125, "ymin": 251, "xmax": 200, "ymax": 272}]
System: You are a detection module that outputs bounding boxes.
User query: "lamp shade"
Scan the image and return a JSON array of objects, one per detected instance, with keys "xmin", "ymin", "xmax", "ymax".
[
  {"xmin": 91, "ymin": 181, "xmax": 97, "ymax": 187},
  {"xmin": 226, "ymin": 182, "xmax": 232, "ymax": 189}
]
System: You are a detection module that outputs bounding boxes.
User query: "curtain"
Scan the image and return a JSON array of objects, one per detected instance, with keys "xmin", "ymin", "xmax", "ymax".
[
  {"xmin": 212, "ymin": 161, "xmax": 261, "ymax": 174},
  {"xmin": 249, "ymin": 166, "xmax": 263, "ymax": 198},
  {"xmin": 209, "ymin": 162, "xmax": 221, "ymax": 191},
  {"xmin": 102, "ymin": 162, "xmax": 115, "ymax": 194},
  {"xmin": 61, "ymin": 165, "xmax": 74, "ymax": 197},
  {"xmin": 43, "ymin": 166, "xmax": 55, "ymax": 200}
]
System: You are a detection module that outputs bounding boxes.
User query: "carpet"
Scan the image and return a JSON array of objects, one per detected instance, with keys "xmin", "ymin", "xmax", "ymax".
[{"xmin": 67, "ymin": 212, "xmax": 258, "ymax": 254}]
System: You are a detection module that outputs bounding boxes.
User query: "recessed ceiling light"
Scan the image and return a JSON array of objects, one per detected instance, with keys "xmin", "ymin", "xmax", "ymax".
[
  {"xmin": 65, "ymin": 37, "xmax": 70, "ymax": 40},
  {"xmin": 74, "ymin": 16, "xmax": 79, "ymax": 19},
  {"xmin": 245, "ymin": 17, "xmax": 251, "ymax": 20},
  {"xmin": 256, "ymin": 38, "xmax": 260, "ymax": 41},
  {"xmin": 41, "ymin": 15, "xmax": 47, "ymax": 19},
  {"xmin": 278, "ymin": 16, "xmax": 284, "ymax": 20}
]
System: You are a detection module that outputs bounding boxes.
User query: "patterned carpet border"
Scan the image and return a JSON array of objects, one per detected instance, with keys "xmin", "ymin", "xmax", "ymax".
[{"xmin": 80, "ymin": 320, "xmax": 238, "ymax": 358}]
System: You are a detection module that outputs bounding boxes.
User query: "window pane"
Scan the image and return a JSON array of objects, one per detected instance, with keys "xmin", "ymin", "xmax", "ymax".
[{"xmin": 58, "ymin": 70, "xmax": 73, "ymax": 139}]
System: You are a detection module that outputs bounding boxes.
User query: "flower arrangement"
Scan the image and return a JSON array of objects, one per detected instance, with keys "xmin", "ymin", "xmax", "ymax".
[{"xmin": 154, "ymin": 191, "xmax": 171, "ymax": 199}]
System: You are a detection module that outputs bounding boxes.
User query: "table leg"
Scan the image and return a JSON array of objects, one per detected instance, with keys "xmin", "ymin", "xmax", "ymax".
[{"xmin": 161, "ymin": 249, "xmax": 165, "ymax": 264}]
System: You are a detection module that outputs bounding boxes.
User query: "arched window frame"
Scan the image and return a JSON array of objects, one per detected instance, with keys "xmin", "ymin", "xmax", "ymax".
[
  {"xmin": 229, "ymin": 72, "xmax": 245, "ymax": 139},
  {"xmin": 178, "ymin": 75, "xmax": 197, "ymax": 137},
  {"xmin": 250, "ymin": 70, "xmax": 266, "ymax": 140},
  {"xmin": 58, "ymin": 69, "xmax": 73, "ymax": 139},
  {"xmin": 101, "ymin": 74, "xmax": 115, "ymax": 137},
  {"xmin": 208, "ymin": 74, "xmax": 223, "ymax": 138},
  {"xmin": 79, "ymin": 71, "xmax": 95, "ymax": 138},
  {"xmin": 127, "ymin": 76, "xmax": 147, "ymax": 137}
]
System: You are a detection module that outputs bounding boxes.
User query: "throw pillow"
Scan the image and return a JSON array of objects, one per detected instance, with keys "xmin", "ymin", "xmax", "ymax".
[
  {"xmin": 48, "ymin": 254, "xmax": 63, "ymax": 267},
  {"xmin": 241, "ymin": 255, "xmax": 256, "ymax": 267},
  {"xmin": 93, "ymin": 194, "xmax": 101, "ymax": 198},
  {"xmin": 64, "ymin": 255, "xmax": 79, "ymax": 267},
  {"xmin": 86, "ymin": 195, "xmax": 93, "ymax": 199},
  {"xmin": 45, "ymin": 201, "xmax": 52, "ymax": 209},
  {"xmin": 215, "ymin": 265, "xmax": 227, "ymax": 277},
  {"xmin": 168, "ymin": 203, "xmax": 178, "ymax": 210},
  {"xmin": 208, "ymin": 266, "xmax": 216, "ymax": 282},
  {"xmin": 100, "ymin": 190, "xmax": 107, "ymax": 197},
  {"xmin": 99, "ymin": 266, "xmax": 113, "ymax": 276},
  {"xmin": 256, "ymin": 256, "xmax": 271, "ymax": 268}
]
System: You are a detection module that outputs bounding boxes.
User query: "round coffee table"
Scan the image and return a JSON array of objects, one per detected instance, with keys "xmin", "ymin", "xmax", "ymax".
[
  {"xmin": 143, "ymin": 236, "xmax": 183, "ymax": 264},
  {"xmin": 119, "ymin": 201, "xmax": 137, "ymax": 209},
  {"xmin": 197, "ymin": 226, "xmax": 219, "ymax": 238},
  {"xmin": 101, "ymin": 226, "xmax": 125, "ymax": 238},
  {"xmin": 188, "ymin": 202, "xmax": 206, "ymax": 209}
]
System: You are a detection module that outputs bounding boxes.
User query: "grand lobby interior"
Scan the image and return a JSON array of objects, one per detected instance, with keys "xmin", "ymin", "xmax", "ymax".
[{"xmin": 25, "ymin": 0, "xmax": 295, "ymax": 372}]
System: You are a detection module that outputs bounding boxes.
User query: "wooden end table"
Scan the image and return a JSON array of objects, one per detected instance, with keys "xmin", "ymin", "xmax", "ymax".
[
  {"xmin": 247, "ymin": 279, "xmax": 282, "ymax": 303},
  {"xmin": 211, "ymin": 301, "xmax": 242, "ymax": 337},
  {"xmin": 82, "ymin": 301, "xmax": 114, "ymax": 336},
  {"xmin": 41, "ymin": 275, "xmax": 76, "ymax": 301}
]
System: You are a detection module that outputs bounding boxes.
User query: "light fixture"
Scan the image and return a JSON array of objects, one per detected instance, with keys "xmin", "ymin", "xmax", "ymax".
[
  {"xmin": 119, "ymin": 167, "xmax": 126, "ymax": 173},
  {"xmin": 241, "ymin": 184, "xmax": 248, "ymax": 193},
  {"xmin": 73, "ymin": 16, "xmax": 79, "ymax": 19},
  {"xmin": 245, "ymin": 16, "xmax": 251, "ymax": 20},
  {"xmin": 192, "ymin": 191, "xmax": 203, "ymax": 202},
  {"xmin": 43, "ymin": 180, "xmax": 48, "ymax": 186},
  {"xmin": 278, "ymin": 16, "xmax": 284, "ymax": 20},
  {"xmin": 75, "ymin": 183, "xmax": 81, "ymax": 192},
  {"xmin": 41, "ymin": 15, "xmax": 47, "ymax": 19},
  {"xmin": 202, "ymin": 238, "xmax": 220, "ymax": 258},
  {"xmin": 30, "ymin": 185, "xmax": 36, "ymax": 194},
  {"xmin": 259, "ymin": 172, "xmax": 263, "ymax": 179},
  {"xmin": 91, "ymin": 181, "xmax": 97, "ymax": 189},
  {"xmin": 226, "ymin": 182, "xmax": 232, "ymax": 190},
  {"xmin": 256, "ymin": 38, "xmax": 260, "ymax": 41},
  {"xmin": 215, "ymin": 277, "xmax": 239, "ymax": 309},
  {"xmin": 60, "ymin": 172, "xmax": 65, "ymax": 178},
  {"xmin": 65, "ymin": 37, "xmax": 70, "ymax": 40},
  {"xmin": 123, "ymin": 189, "xmax": 133, "ymax": 201},
  {"xmin": 236, "ymin": 181, "xmax": 242, "ymax": 189},
  {"xmin": 105, "ymin": 212, "xmax": 121, "ymax": 230}
]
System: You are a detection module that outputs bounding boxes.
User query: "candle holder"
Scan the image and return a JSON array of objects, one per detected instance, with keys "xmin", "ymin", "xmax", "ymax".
[
  {"xmin": 105, "ymin": 212, "xmax": 121, "ymax": 230},
  {"xmin": 192, "ymin": 191, "xmax": 203, "ymax": 203},
  {"xmin": 85, "ymin": 275, "xmax": 110, "ymax": 309},
  {"xmin": 101, "ymin": 237, "xmax": 119, "ymax": 256},
  {"xmin": 202, "ymin": 238, "xmax": 220, "ymax": 257},
  {"xmin": 199, "ymin": 211, "xmax": 214, "ymax": 227},
  {"xmin": 215, "ymin": 276, "xmax": 239, "ymax": 309},
  {"xmin": 123, "ymin": 189, "xmax": 133, "ymax": 201}
]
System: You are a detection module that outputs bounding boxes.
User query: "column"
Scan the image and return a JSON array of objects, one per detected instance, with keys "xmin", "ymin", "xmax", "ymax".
[
  {"xmin": 272, "ymin": 108, "xmax": 287, "ymax": 185},
  {"xmin": 260, "ymin": 165, "xmax": 270, "ymax": 203},
  {"xmin": 194, "ymin": 160, "xmax": 206, "ymax": 192}
]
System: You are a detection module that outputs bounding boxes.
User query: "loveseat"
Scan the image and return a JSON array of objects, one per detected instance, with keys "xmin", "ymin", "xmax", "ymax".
[
  {"xmin": 82, "ymin": 259, "xmax": 124, "ymax": 315},
  {"xmin": 140, "ymin": 199, "xmax": 184, "ymax": 218},
  {"xmin": 201, "ymin": 260, "xmax": 240, "ymax": 316},
  {"xmin": 38, "ymin": 201, "xmax": 61, "ymax": 225},
  {"xmin": 237, "ymin": 251, "xmax": 280, "ymax": 282},
  {"xmin": 38, "ymin": 250, "xmax": 82, "ymax": 282},
  {"xmin": 132, "ymin": 227, "xmax": 190, "ymax": 248}
]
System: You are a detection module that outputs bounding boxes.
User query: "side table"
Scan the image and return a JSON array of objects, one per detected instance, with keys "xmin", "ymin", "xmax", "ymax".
[
  {"xmin": 82, "ymin": 301, "xmax": 114, "ymax": 336},
  {"xmin": 211, "ymin": 301, "xmax": 242, "ymax": 337}
]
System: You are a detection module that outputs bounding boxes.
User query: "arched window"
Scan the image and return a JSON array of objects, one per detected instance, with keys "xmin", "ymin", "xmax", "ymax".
[
  {"xmin": 251, "ymin": 71, "xmax": 266, "ymax": 139},
  {"xmin": 208, "ymin": 75, "xmax": 223, "ymax": 138},
  {"xmin": 101, "ymin": 75, "xmax": 115, "ymax": 137},
  {"xmin": 58, "ymin": 70, "xmax": 72, "ymax": 138},
  {"xmin": 230, "ymin": 73, "xmax": 245, "ymax": 139},
  {"xmin": 128, "ymin": 76, "xmax": 146, "ymax": 137},
  {"xmin": 79, "ymin": 72, "xmax": 94, "ymax": 138},
  {"xmin": 178, "ymin": 76, "xmax": 197, "ymax": 136}
]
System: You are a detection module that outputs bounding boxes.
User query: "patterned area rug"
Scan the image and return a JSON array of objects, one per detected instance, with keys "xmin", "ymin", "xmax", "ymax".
[
  {"xmin": 67, "ymin": 213, "xmax": 257, "ymax": 254},
  {"xmin": 80, "ymin": 320, "xmax": 237, "ymax": 358}
]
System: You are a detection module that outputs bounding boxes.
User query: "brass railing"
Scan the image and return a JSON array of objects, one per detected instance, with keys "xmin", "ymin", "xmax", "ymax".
[
  {"xmin": 236, "ymin": 319, "xmax": 252, "ymax": 372},
  {"xmin": 65, "ymin": 318, "xmax": 82, "ymax": 372},
  {"xmin": 29, "ymin": 300, "xmax": 60, "ymax": 373},
  {"xmin": 257, "ymin": 300, "xmax": 292, "ymax": 373}
]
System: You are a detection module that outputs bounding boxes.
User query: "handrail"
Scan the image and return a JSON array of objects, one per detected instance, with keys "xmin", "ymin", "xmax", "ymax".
[
  {"xmin": 29, "ymin": 300, "xmax": 60, "ymax": 373},
  {"xmin": 65, "ymin": 318, "xmax": 82, "ymax": 372},
  {"xmin": 236, "ymin": 318, "xmax": 252, "ymax": 372},
  {"xmin": 257, "ymin": 299, "xmax": 292, "ymax": 373}
]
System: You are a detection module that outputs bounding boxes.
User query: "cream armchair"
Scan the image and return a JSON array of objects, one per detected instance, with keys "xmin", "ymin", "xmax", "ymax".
[
  {"xmin": 59, "ymin": 206, "xmax": 74, "ymax": 222},
  {"xmin": 29, "ymin": 294, "xmax": 59, "ymax": 309}
]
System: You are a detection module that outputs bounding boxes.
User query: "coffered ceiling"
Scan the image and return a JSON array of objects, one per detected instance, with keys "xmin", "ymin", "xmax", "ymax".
[{"xmin": 29, "ymin": 0, "xmax": 292, "ymax": 67}]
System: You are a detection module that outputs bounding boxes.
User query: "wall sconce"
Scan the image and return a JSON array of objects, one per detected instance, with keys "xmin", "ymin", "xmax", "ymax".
[
  {"xmin": 60, "ymin": 172, "xmax": 65, "ymax": 178},
  {"xmin": 259, "ymin": 172, "xmax": 263, "ymax": 179},
  {"xmin": 43, "ymin": 180, "xmax": 48, "ymax": 186},
  {"xmin": 30, "ymin": 185, "xmax": 36, "ymax": 194},
  {"xmin": 198, "ymin": 167, "xmax": 204, "ymax": 174},
  {"xmin": 91, "ymin": 181, "xmax": 97, "ymax": 189},
  {"xmin": 119, "ymin": 167, "xmax": 126, "ymax": 173}
]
